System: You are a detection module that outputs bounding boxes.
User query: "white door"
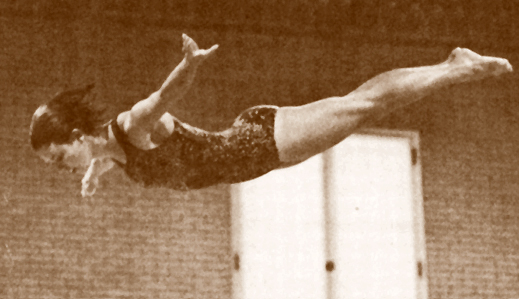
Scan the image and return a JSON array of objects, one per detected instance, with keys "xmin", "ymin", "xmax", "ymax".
[
  {"xmin": 326, "ymin": 131, "xmax": 427, "ymax": 299},
  {"xmin": 231, "ymin": 154, "xmax": 327, "ymax": 299},
  {"xmin": 231, "ymin": 130, "xmax": 427, "ymax": 299}
]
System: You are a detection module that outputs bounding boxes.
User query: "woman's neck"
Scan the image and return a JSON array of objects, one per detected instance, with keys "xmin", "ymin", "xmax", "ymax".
[{"xmin": 85, "ymin": 124, "xmax": 127, "ymax": 163}]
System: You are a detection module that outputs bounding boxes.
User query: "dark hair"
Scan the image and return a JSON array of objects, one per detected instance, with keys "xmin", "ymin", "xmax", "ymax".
[{"xmin": 30, "ymin": 84, "xmax": 105, "ymax": 150}]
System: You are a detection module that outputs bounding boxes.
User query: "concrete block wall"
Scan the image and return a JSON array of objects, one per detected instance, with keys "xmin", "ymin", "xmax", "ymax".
[
  {"xmin": 0, "ymin": 16, "xmax": 233, "ymax": 299},
  {"xmin": 1, "ymin": 10, "xmax": 519, "ymax": 299}
]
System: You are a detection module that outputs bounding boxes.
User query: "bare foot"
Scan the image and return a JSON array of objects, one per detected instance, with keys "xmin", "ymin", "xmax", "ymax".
[
  {"xmin": 447, "ymin": 47, "xmax": 513, "ymax": 81},
  {"xmin": 182, "ymin": 33, "xmax": 218, "ymax": 63}
]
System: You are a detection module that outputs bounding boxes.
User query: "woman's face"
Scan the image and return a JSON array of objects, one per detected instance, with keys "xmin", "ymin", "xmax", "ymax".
[{"xmin": 37, "ymin": 139, "xmax": 92, "ymax": 173}]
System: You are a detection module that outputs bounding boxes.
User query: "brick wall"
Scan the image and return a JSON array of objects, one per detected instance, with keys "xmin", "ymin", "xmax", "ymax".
[{"xmin": 1, "ymin": 10, "xmax": 519, "ymax": 299}]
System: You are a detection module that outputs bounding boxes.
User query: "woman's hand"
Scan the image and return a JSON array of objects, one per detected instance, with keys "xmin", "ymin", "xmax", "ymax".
[
  {"xmin": 81, "ymin": 175, "xmax": 98, "ymax": 198},
  {"xmin": 80, "ymin": 158, "xmax": 114, "ymax": 198},
  {"xmin": 182, "ymin": 33, "xmax": 218, "ymax": 64}
]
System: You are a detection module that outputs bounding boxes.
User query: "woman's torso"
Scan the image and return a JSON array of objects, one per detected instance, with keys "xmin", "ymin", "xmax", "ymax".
[{"xmin": 111, "ymin": 106, "xmax": 281, "ymax": 190}]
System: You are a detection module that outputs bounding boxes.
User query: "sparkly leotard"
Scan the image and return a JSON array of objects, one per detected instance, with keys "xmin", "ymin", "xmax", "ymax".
[{"xmin": 111, "ymin": 105, "xmax": 281, "ymax": 190}]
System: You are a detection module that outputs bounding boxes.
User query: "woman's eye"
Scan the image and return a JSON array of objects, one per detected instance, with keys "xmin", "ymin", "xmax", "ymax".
[{"xmin": 54, "ymin": 153, "xmax": 64, "ymax": 163}]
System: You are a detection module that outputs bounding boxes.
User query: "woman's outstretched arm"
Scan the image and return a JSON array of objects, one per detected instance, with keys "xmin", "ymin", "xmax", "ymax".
[{"xmin": 127, "ymin": 34, "xmax": 218, "ymax": 131}]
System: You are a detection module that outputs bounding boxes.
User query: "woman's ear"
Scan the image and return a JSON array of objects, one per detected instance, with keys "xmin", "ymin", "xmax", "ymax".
[{"xmin": 70, "ymin": 129, "xmax": 85, "ymax": 142}]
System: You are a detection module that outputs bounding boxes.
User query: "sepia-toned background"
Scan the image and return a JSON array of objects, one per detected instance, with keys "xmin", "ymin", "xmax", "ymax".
[{"xmin": 0, "ymin": 0, "xmax": 518, "ymax": 298}]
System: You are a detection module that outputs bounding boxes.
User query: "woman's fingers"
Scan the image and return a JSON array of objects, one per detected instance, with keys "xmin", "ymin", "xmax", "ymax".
[
  {"xmin": 182, "ymin": 34, "xmax": 199, "ymax": 57},
  {"xmin": 81, "ymin": 176, "xmax": 98, "ymax": 198},
  {"xmin": 198, "ymin": 44, "xmax": 219, "ymax": 58},
  {"xmin": 181, "ymin": 34, "xmax": 218, "ymax": 62}
]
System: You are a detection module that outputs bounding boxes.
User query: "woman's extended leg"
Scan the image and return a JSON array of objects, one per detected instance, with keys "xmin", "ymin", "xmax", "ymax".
[{"xmin": 274, "ymin": 48, "xmax": 513, "ymax": 164}]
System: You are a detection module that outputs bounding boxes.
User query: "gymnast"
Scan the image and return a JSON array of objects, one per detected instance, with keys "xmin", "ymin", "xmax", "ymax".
[{"xmin": 29, "ymin": 34, "xmax": 513, "ymax": 197}]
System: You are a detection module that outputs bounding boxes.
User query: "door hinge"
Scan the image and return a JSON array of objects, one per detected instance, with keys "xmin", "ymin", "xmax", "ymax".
[
  {"xmin": 411, "ymin": 148, "xmax": 418, "ymax": 165},
  {"xmin": 234, "ymin": 253, "xmax": 240, "ymax": 271}
]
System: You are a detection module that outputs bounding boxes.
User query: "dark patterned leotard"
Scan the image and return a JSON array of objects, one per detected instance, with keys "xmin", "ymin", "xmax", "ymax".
[{"xmin": 111, "ymin": 105, "xmax": 281, "ymax": 190}]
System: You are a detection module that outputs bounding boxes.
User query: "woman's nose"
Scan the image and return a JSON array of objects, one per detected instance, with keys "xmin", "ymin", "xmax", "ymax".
[
  {"xmin": 61, "ymin": 155, "xmax": 77, "ymax": 168},
  {"xmin": 56, "ymin": 161, "xmax": 68, "ymax": 170}
]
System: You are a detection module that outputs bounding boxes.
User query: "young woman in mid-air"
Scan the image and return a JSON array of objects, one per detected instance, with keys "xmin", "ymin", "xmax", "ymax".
[{"xmin": 29, "ymin": 34, "xmax": 513, "ymax": 197}]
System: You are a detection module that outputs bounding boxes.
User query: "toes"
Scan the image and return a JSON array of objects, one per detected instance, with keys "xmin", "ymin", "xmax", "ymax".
[
  {"xmin": 497, "ymin": 58, "xmax": 513, "ymax": 74},
  {"xmin": 482, "ymin": 56, "xmax": 512, "ymax": 74},
  {"xmin": 503, "ymin": 59, "xmax": 513, "ymax": 73}
]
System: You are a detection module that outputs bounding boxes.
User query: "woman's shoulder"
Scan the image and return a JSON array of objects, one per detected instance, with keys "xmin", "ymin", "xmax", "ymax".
[
  {"xmin": 116, "ymin": 111, "xmax": 131, "ymax": 130},
  {"xmin": 108, "ymin": 111, "xmax": 134, "ymax": 146},
  {"xmin": 113, "ymin": 110, "xmax": 143, "ymax": 138},
  {"xmin": 113, "ymin": 111, "xmax": 179, "ymax": 150}
]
